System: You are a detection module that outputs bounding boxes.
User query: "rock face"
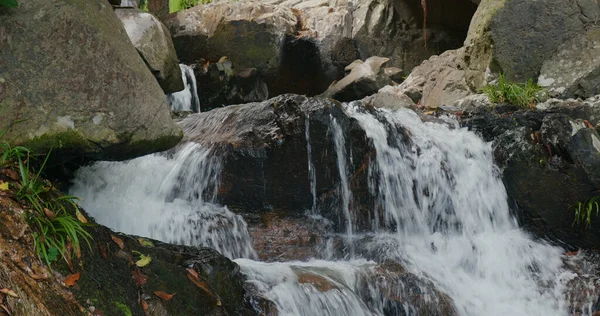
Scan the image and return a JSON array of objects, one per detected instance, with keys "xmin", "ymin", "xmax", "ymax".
[
  {"xmin": 464, "ymin": 0, "xmax": 586, "ymax": 88},
  {"xmin": 0, "ymin": 0, "xmax": 182, "ymax": 162},
  {"xmin": 320, "ymin": 56, "xmax": 393, "ymax": 102},
  {"xmin": 115, "ymin": 8, "xmax": 184, "ymax": 94},
  {"xmin": 459, "ymin": 97, "xmax": 600, "ymax": 248},
  {"xmin": 178, "ymin": 94, "xmax": 375, "ymax": 231},
  {"xmin": 539, "ymin": 27, "xmax": 600, "ymax": 99},
  {"xmin": 391, "ymin": 48, "xmax": 473, "ymax": 107},
  {"xmin": 165, "ymin": 0, "xmax": 476, "ymax": 106}
]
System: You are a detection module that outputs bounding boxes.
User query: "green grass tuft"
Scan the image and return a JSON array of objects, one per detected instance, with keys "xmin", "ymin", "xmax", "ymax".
[{"xmin": 483, "ymin": 74, "xmax": 543, "ymax": 108}]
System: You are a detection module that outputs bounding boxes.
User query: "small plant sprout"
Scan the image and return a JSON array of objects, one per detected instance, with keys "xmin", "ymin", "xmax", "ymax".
[{"xmin": 571, "ymin": 196, "xmax": 600, "ymax": 229}]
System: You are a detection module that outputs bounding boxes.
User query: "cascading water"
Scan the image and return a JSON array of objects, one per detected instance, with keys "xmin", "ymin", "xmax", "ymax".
[
  {"xmin": 70, "ymin": 102, "xmax": 586, "ymax": 315},
  {"xmin": 167, "ymin": 64, "xmax": 200, "ymax": 112},
  {"xmin": 70, "ymin": 143, "xmax": 256, "ymax": 259}
]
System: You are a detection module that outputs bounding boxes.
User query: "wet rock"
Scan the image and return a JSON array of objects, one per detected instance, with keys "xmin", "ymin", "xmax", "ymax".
[
  {"xmin": 178, "ymin": 94, "xmax": 378, "ymax": 232},
  {"xmin": 539, "ymin": 27, "xmax": 600, "ymax": 99},
  {"xmin": 116, "ymin": 8, "xmax": 184, "ymax": 94},
  {"xmin": 459, "ymin": 98, "xmax": 600, "ymax": 248},
  {"xmin": 243, "ymin": 211, "xmax": 329, "ymax": 261},
  {"xmin": 464, "ymin": 0, "xmax": 585, "ymax": 87},
  {"xmin": 0, "ymin": 0, "xmax": 182, "ymax": 162},
  {"xmin": 372, "ymin": 260, "xmax": 458, "ymax": 316},
  {"xmin": 320, "ymin": 56, "xmax": 392, "ymax": 102}
]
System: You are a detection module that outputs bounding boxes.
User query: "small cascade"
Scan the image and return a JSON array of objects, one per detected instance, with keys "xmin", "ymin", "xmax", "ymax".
[
  {"xmin": 331, "ymin": 117, "xmax": 354, "ymax": 239},
  {"xmin": 69, "ymin": 98, "xmax": 594, "ymax": 316},
  {"xmin": 167, "ymin": 64, "xmax": 200, "ymax": 112},
  {"xmin": 305, "ymin": 116, "xmax": 317, "ymax": 213},
  {"xmin": 70, "ymin": 143, "xmax": 256, "ymax": 259}
]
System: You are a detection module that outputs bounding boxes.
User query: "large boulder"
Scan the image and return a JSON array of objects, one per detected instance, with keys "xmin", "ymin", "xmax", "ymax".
[
  {"xmin": 177, "ymin": 94, "xmax": 379, "ymax": 232},
  {"xmin": 319, "ymin": 56, "xmax": 393, "ymax": 102},
  {"xmin": 459, "ymin": 97, "xmax": 600, "ymax": 248},
  {"xmin": 538, "ymin": 26, "xmax": 600, "ymax": 99},
  {"xmin": 115, "ymin": 8, "xmax": 184, "ymax": 94},
  {"xmin": 391, "ymin": 48, "xmax": 474, "ymax": 107},
  {"xmin": 464, "ymin": 0, "xmax": 586, "ymax": 88},
  {"xmin": 0, "ymin": 0, "xmax": 182, "ymax": 162}
]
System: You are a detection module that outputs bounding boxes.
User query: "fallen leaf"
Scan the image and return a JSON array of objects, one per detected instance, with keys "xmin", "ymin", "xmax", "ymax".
[
  {"xmin": 73, "ymin": 243, "xmax": 81, "ymax": 260},
  {"xmin": 137, "ymin": 238, "xmax": 154, "ymax": 248},
  {"xmin": 131, "ymin": 268, "xmax": 148, "ymax": 286},
  {"xmin": 135, "ymin": 255, "xmax": 151, "ymax": 267},
  {"xmin": 75, "ymin": 209, "xmax": 88, "ymax": 223},
  {"xmin": 187, "ymin": 274, "xmax": 216, "ymax": 298},
  {"xmin": 186, "ymin": 267, "xmax": 199, "ymax": 280},
  {"xmin": 0, "ymin": 288, "xmax": 18, "ymax": 298},
  {"xmin": 0, "ymin": 181, "xmax": 8, "ymax": 191},
  {"xmin": 43, "ymin": 208, "xmax": 56, "ymax": 220},
  {"xmin": 97, "ymin": 243, "xmax": 108, "ymax": 260},
  {"xmin": 64, "ymin": 272, "xmax": 80, "ymax": 287},
  {"xmin": 153, "ymin": 291, "xmax": 175, "ymax": 301},
  {"xmin": 141, "ymin": 299, "xmax": 149, "ymax": 314},
  {"xmin": 216, "ymin": 299, "xmax": 222, "ymax": 306},
  {"xmin": 111, "ymin": 235, "xmax": 125, "ymax": 249},
  {"xmin": 5, "ymin": 169, "xmax": 18, "ymax": 181},
  {"xmin": 423, "ymin": 110, "xmax": 435, "ymax": 115},
  {"xmin": 584, "ymin": 120, "xmax": 594, "ymax": 129},
  {"xmin": 0, "ymin": 303, "xmax": 11, "ymax": 315}
]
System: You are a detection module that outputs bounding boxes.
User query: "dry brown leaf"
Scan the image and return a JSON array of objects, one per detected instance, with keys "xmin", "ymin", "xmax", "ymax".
[
  {"xmin": 0, "ymin": 303, "xmax": 11, "ymax": 315},
  {"xmin": 141, "ymin": 299, "xmax": 149, "ymax": 314},
  {"xmin": 0, "ymin": 288, "xmax": 17, "ymax": 298},
  {"xmin": 111, "ymin": 235, "xmax": 125, "ymax": 249},
  {"xmin": 5, "ymin": 169, "xmax": 18, "ymax": 181},
  {"xmin": 97, "ymin": 242, "xmax": 108, "ymax": 260},
  {"xmin": 43, "ymin": 208, "xmax": 56, "ymax": 220},
  {"xmin": 153, "ymin": 291, "xmax": 175, "ymax": 301},
  {"xmin": 64, "ymin": 272, "xmax": 80, "ymax": 287},
  {"xmin": 186, "ymin": 267, "xmax": 199, "ymax": 280},
  {"xmin": 74, "ymin": 243, "xmax": 81, "ymax": 260},
  {"xmin": 131, "ymin": 269, "xmax": 148, "ymax": 286},
  {"xmin": 75, "ymin": 209, "xmax": 88, "ymax": 223},
  {"xmin": 186, "ymin": 274, "xmax": 216, "ymax": 298}
]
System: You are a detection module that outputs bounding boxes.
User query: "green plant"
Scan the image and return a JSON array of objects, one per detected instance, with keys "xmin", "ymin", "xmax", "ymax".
[
  {"xmin": 0, "ymin": 0, "xmax": 18, "ymax": 7},
  {"xmin": 483, "ymin": 74, "xmax": 543, "ymax": 108},
  {"xmin": 15, "ymin": 149, "xmax": 92, "ymax": 265},
  {"xmin": 571, "ymin": 196, "xmax": 600, "ymax": 229},
  {"xmin": 169, "ymin": 0, "xmax": 211, "ymax": 13}
]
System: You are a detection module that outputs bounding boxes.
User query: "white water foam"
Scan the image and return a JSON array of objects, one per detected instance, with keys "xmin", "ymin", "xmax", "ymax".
[
  {"xmin": 69, "ymin": 103, "xmax": 587, "ymax": 315},
  {"xmin": 346, "ymin": 106, "xmax": 567, "ymax": 316},
  {"xmin": 70, "ymin": 143, "xmax": 256, "ymax": 259},
  {"xmin": 167, "ymin": 64, "xmax": 200, "ymax": 112}
]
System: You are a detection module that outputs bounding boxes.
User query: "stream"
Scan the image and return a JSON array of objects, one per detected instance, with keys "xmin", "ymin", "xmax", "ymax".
[{"xmin": 70, "ymin": 101, "xmax": 588, "ymax": 315}]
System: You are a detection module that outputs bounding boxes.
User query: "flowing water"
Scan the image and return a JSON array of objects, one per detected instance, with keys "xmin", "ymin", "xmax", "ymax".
[
  {"xmin": 70, "ymin": 103, "xmax": 588, "ymax": 315},
  {"xmin": 167, "ymin": 64, "xmax": 200, "ymax": 112}
]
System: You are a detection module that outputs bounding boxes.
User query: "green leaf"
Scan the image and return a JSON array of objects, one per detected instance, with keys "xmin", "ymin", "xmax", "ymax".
[
  {"xmin": 0, "ymin": 0, "xmax": 18, "ymax": 7},
  {"xmin": 135, "ymin": 254, "xmax": 151, "ymax": 267},
  {"xmin": 47, "ymin": 247, "xmax": 59, "ymax": 262}
]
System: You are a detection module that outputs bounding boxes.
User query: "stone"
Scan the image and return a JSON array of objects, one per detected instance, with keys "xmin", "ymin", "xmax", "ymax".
[
  {"xmin": 319, "ymin": 56, "xmax": 392, "ymax": 102},
  {"xmin": 116, "ymin": 8, "xmax": 184, "ymax": 94},
  {"xmin": 460, "ymin": 99, "xmax": 600, "ymax": 248},
  {"xmin": 395, "ymin": 48, "xmax": 473, "ymax": 107},
  {"xmin": 539, "ymin": 27, "xmax": 600, "ymax": 99},
  {"xmin": 464, "ymin": 0, "xmax": 585, "ymax": 88},
  {"xmin": 0, "ymin": 0, "xmax": 182, "ymax": 162},
  {"xmin": 361, "ymin": 85, "xmax": 417, "ymax": 111}
]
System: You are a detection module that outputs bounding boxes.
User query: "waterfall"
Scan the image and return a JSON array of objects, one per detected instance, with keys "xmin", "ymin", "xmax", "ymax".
[
  {"xmin": 167, "ymin": 64, "xmax": 200, "ymax": 112},
  {"xmin": 70, "ymin": 143, "xmax": 256, "ymax": 259},
  {"xmin": 305, "ymin": 116, "xmax": 317, "ymax": 213},
  {"xmin": 70, "ymin": 102, "xmax": 586, "ymax": 316},
  {"xmin": 331, "ymin": 117, "xmax": 354, "ymax": 240}
]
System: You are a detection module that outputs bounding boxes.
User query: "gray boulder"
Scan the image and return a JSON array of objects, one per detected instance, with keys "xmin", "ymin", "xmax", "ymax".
[
  {"xmin": 394, "ymin": 48, "xmax": 473, "ymax": 107},
  {"xmin": 116, "ymin": 8, "xmax": 184, "ymax": 94},
  {"xmin": 0, "ymin": 0, "xmax": 182, "ymax": 161},
  {"xmin": 464, "ymin": 0, "xmax": 585, "ymax": 88},
  {"xmin": 539, "ymin": 27, "xmax": 600, "ymax": 99}
]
